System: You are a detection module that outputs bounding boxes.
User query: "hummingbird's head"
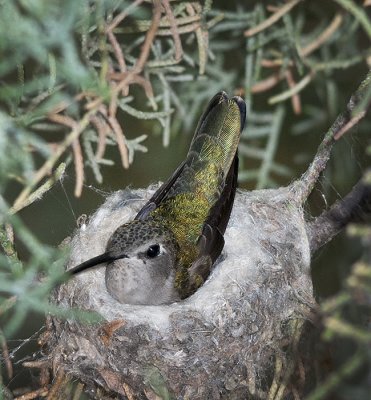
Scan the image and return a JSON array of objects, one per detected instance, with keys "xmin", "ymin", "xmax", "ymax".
[{"xmin": 104, "ymin": 220, "xmax": 180, "ymax": 305}]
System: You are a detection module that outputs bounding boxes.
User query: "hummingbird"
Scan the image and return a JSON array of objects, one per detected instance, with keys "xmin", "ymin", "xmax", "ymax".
[{"xmin": 69, "ymin": 92, "xmax": 246, "ymax": 305}]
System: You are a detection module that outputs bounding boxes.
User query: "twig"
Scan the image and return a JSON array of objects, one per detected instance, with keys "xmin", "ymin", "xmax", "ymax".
[
  {"xmin": 156, "ymin": 21, "xmax": 201, "ymax": 35},
  {"xmin": 260, "ymin": 13, "xmax": 343, "ymax": 69},
  {"xmin": 261, "ymin": 58, "xmax": 291, "ymax": 68},
  {"xmin": 72, "ymin": 140, "xmax": 84, "ymax": 197},
  {"xmin": 47, "ymin": 114, "xmax": 76, "ymax": 128},
  {"xmin": 0, "ymin": 295, "xmax": 17, "ymax": 316},
  {"xmin": 107, "ymin": 0, "xmax": 145, "ymax": 32},
  {"xmin": 186, "ymin": 3, "xmax": 208, "ymax": 74},
  {"xmin": 23, "ymin": 360, "xmax": 50, "ymax": 369},
  {"xmin": 123, "ymin": 383, "xmax": 136, "ymax": 400},
  {"xmin": 244, "ymin": 0, "xmax": 301, "ymax": 37},
  {"xmin": 12, "ymin": 108, "xmax": 98, "ymax": 211},
  {"xmin": 14, "ymin": 388, "xmax": 49, "ymax": 400},
  {"xmin": 109, "ymin": 0, "xmax": 162, "ymax": 117},
  {"xmin": 196, "ymin": 27, "xmax": 209, "ymax": 75},
  {"xmin": 267, "ymin": 354, "xmax": 283, "ymax": 399},
  {"xmin": 324, "ymin": 316, "xmax": 371, "ymax": 343},
  {"xmin": 334, "ymin": 0, "xmax": 371, "ymax": 39},
  {"xmin": 277, "ymin": 320, "xmax": 305, "ymax": 399},
  {"xmin": 46, "ymin": 369, "xmax": 68, "ymax": 400},
  {"xmin": 23, "ymin": 357, "xmax": 51, "ymax": 388},
  {"xmin": 307, "ymin": 175, "xmax": 371, "ymax": 254},
  {"xmin": 162, "ymin": 0, "xmax": 183, "ymax": 62},
  {"xmin": 0, "ymin": 329, "xmax": 13, "ymax": 379},
  {"xmin": 133, "ymin": 0, "xmax": 162, "ymax": 74},
  {"xmin": 285, "ymin": 69, "xmax": 301, "ymax": 114},
  {"xmin": 90, "ymin": 115, "xmax": 110, "ymax": 160},
  {"xmin": 333, "ymin": 109, "xmax": 367, "ymax": 140},
  {"xmin": 110, "ymin": 72, "xmax": 155, "ymax": 101},
  {"xmin": 300, "ymin": 13, "xmax": 343, "ymax": 57},
  {"xmin": 107, "ymin": 30, "xmax": 127, "ymax": 73},
  {"xmin": 291, "ymin": 69, "xmax": 371, "ymax": 203},
  {"xmin": 85, "ymin": 96, "xmax": 104, "ymax": 111},
  {"xmin": 117, "ymin": 101, "xmax": 173, "ymax": 120},
  {"xmin": 9, "ymin": 163, "xmax": 66, "ymax": 214},
  {"xmin": 108, "ymin": 116, "xmax": 129, "ymax": 168},
  {"xmin": 113, "ymin": 14, "xmax": 202, "ymax": 33},
  {"xmin": 269, "ymin": 72, "xmax": 313, "ymax": 104},
  {"xmin": 251, "ymin": 72, "xmax": 285, "ymax": 93}
]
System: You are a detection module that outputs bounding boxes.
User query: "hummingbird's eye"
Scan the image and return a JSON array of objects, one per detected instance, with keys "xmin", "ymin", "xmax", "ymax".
[{"xmin": 146, "ymin": 244, "xmax": 160, "ymax": 258}]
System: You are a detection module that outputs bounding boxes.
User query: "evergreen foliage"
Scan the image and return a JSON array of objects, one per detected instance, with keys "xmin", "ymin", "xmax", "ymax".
[{"xmin": 0, "ymin": 0, "xmax": 370, "ymax": 398}]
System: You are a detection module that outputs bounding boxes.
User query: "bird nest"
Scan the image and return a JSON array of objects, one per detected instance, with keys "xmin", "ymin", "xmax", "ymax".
[{"xmin": 46, "ymin": 183, "xmax": 316, "ymax": 399}]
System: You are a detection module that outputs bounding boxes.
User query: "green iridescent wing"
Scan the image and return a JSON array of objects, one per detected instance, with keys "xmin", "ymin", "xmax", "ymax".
[
  {"xmin": 135, "ymin": 92, "xmax": 245, "ymax": 220},
  {"xmin": 186, "ymin": 155, "xmax": 239, "ymax": 294}
]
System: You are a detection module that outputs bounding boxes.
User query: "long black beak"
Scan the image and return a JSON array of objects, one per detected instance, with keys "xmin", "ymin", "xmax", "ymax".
[{"xmin": 68, "ymin": 252, "xmax": 128, "ymax": 275}]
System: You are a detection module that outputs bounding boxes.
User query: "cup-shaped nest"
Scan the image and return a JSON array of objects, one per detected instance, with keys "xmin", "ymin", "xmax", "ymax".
[{"xmin": 49, "ymin": 184, "xmax": 315, "ymax": 399}]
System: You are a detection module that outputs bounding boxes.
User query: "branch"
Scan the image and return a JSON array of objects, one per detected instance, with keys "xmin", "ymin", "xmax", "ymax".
[
  {"xmin": 307, "ymin": 173, "xmax": 371, "ymax": 254},
  {"xmin": 244, "ymin": 0, "xmax": 301, "ymax": 37},
  {"xmin": 291, "ymin": 69, "xmax": 371, "ymax": 204},
  {"xmin": 12, "ymin": 107, "xmax": 98, "ymax": 212}
]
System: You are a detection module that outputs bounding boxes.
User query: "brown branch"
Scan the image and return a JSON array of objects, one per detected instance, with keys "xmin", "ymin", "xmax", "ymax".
[
  {"xmin": 107, "ymin": 30, "xmax": 127, "ymax": 73},
  {"xmin": 47, "ymin": 114, "xmax": 76, "ymax": 128},
  {"xmin": 14, "ymin": 388, "xmax": 49, "ymax": 400},
  {"xmin": 85, "ymin": 96, "xmax": 104, "ymax": 111},
  {"xmin": 23, "ymin": 360, "xmax": 50, "ymax": 369},
  {"xmin": 259, "ymin": 13, "xmax": 342, "ymax": 73},
  {"xmin": 244, "ymin": 0, "xmax": 301, "ymax": 37},
  {"xmin": 13, "ymin": 1, "xmax": 162, "ymax": 205},
  {"xmin": 334, "ymin": 109, "xmax": 367, "ymax": 140},
  {"xmin": 72, "ymin": 139, "xmax": 84, "ymax": 198},
  {"xmin": 108, "ymin": 116, "xmax": 129, "ymax": 169},
  {"xmin": 186, "ymin": 3, "xmax": 208, "ymax": 74},
  {"xmin": 107, "ymin": 0, "xmax": 145, "ymax": 32},
  {"xmin": 307, "ymin": 174, "xmax": 371, "ymax": 254},
  {"xmin": 12, "ymin": 107, "xmax": 97, "ymax": 210},
  {"xmin": 108, "ymin": 0, "xmax": 162, "ymax": 117},
  {"xmin": 90, "ymin": 115, "xmax": 110, "ymax": 160},
  {"xmin": 269, "ymin": 71, "xmax": 314, "ymax": 104},
  {"xmin": 123, "ymin": 383, "xmax": 136, "ymax": 400},
  {"xmin": 109, "ymin": 72, "xmax": 155, "ymax": 100},
  {"xmin": 251, "ymin": 72, "xmax": 285, "ymax": 93},
  {"xmin": 162, "ymin": 0, "xmax": 183, "ymax": 62},
  {"xmin": 300, "ymin": 13, "xmax": 343, "ymax": 57},
  {"xmin": 285, "ymin": 69, "xmax": 302, "ymax": 114},
  {"xmin": 291, "ymin": 69, "xmax": 371, "ymax": 203},
  {"xmin": 156, "ymin": 22, "xmax": 201, "ymax": 36},
  {"xmin": 261, "ymin": 58, "xmax": 291, "ymax": 68},
  {"xmin": 132, "ymin": 0, "xmax": 162, "ymax": 74},
  {"xmin": 0, "ymin": 329, "xmax": 13, "ymax": 379},
  {"xmin": 48, "ymin": 113, "xmax": 85, "ymax": 197},
  {"xmin": 46, "ymin": 369, "xmax": 68, "ymax": 400}
]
